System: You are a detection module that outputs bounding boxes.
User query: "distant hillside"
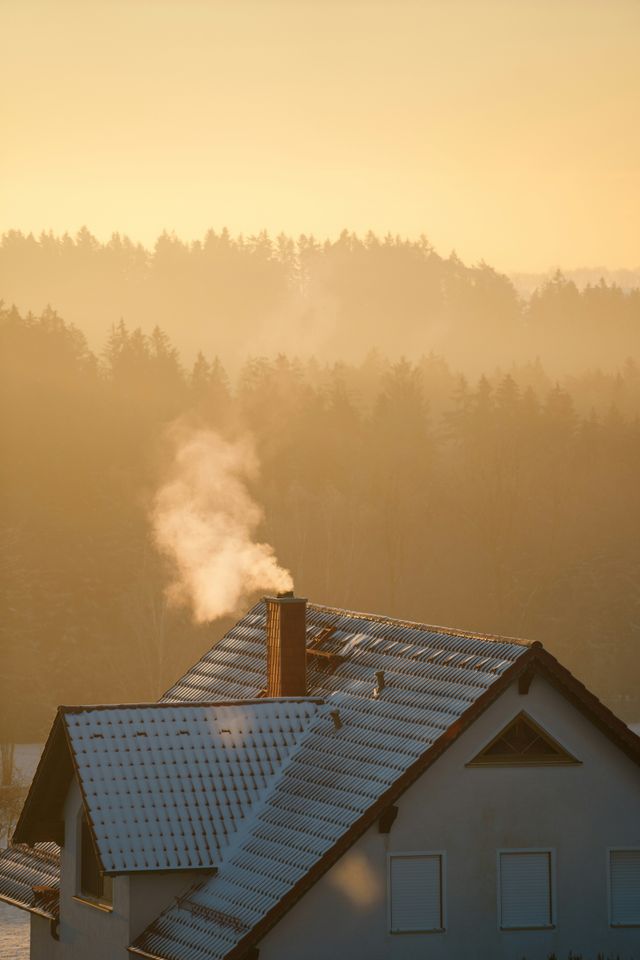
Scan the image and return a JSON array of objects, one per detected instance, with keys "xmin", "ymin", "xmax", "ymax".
[
  {"xmin": 1, "ymin": 229, "xmax": 639, "ymax": 376},
  {"xmin": 511, "ymin": 267, "xmax": 640, "ymax": 296}
]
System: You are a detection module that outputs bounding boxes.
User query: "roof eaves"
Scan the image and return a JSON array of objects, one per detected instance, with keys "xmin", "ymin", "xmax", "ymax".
[
  {"xmin": 531, "ymin": 646, "xmax": 640, "ymax": 766},
  {"xmin": 0, "ymin": 890, "xmax": 57, "ymax": 921},
  {"xmin": 108, "ymin": 866, "xmax": 218, "ymax": 878}
]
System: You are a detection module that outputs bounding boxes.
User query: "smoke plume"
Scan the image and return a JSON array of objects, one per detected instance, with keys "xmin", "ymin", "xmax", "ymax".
[{"xmin": 152, "ymin": 426, "xmax": 293, "ymax": 622}]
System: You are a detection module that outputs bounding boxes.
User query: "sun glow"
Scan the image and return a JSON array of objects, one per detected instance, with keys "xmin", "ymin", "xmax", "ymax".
[{"xmin": 2, "ymin": 0, "xmax": 639, "ymax": 271}]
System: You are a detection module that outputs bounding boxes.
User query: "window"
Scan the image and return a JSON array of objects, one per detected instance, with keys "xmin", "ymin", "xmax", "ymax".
[
  {"xmin": 609, "ymin": 849, "xmax": 640, "ymax": 926},
  {"xmin": 468, "ymin": 712, "xmax": 579, "ymax": 766},
  {"xmin": 79, "ymin": 812, "xmax": 112, "ymax": 905},
  {"xmin": 499, "ymin": 850, "xmax": 553, "ymax": 929},
  {"xmin": 389, "ymin": 853, "xmax": 444, "ymax": 932}
]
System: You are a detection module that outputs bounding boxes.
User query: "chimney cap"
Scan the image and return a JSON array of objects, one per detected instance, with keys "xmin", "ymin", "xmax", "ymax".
[{"xmin": 265, "ymin": 593, "xmax": 307, "ymax": 603}]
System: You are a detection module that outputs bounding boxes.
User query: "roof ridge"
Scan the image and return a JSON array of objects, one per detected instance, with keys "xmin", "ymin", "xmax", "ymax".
[
  {"xmin": 308, "ymin": 602, "xmax": 537, "ymax": 647},
  {"xmin": 59, "ymin": 697, "xmax": 324, "ymax": 715}
]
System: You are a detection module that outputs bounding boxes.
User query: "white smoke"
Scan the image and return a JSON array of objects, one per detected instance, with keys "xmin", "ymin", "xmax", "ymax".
[{"xmin": 152, "ymin": 426, "xmax": 293, "ymax": 622}]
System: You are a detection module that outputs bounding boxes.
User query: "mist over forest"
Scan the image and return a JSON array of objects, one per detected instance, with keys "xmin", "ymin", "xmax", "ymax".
[
  {"xmin": 2, "ymin": 229, "xmax": 640, "ymax": 376},
  {"xmin": 2, "ymin": 226, "xmax": 640, "ymax": 742}
]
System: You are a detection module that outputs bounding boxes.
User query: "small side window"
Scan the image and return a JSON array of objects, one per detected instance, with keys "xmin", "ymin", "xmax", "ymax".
[
  {"xmin": 79, "ymin": 812, "xmax": 112, "ymax": 905},
  {"xmin": 610, "ymin": 849, "xmax": 640, "ymax": 926}
]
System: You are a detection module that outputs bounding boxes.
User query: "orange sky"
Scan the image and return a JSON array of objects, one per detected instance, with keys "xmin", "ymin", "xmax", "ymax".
[{"xmin": 2, "ymin": 0, "xmax": 639, "ymax": 271}]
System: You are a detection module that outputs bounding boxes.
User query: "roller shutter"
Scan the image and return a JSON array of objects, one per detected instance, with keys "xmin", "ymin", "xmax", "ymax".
[
  {"xmin": 610, "ymin": 850, "xmax": 640, "ymax": 926},
  {"xmin": 499, "ymin": 851, "xmax": 553, "ymax": 929},
  {"xmin": 389, "ymin": 854, "xmax": 443, "ymax": 932}
]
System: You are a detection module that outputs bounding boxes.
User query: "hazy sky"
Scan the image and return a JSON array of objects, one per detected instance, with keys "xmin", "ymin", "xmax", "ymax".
[{"xmin": 2, "ymin": 0, "xmax": 639, "ymax": 271}]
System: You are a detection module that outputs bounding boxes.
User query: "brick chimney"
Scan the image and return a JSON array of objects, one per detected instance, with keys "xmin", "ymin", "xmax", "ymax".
[{"xmin": 265, "ymin": 592, "xmax": 307, "ymax": 697}]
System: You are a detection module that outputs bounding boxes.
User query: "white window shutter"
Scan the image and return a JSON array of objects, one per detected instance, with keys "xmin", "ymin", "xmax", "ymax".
[
  {"xmin": 610, "ymin": 850, "xmax": 640, "ymax": 926},
  {"xmin": 500, "ymin": 851, "xmax": 552, "ymax": 928},
  {"xmin": 390, "ymin": 854, "xmax": 443, "ymax": 932}
]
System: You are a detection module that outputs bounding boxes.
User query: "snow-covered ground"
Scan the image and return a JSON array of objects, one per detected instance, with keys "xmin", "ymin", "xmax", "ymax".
[{"xmin": 0, "ymin": 902, "xmax": 29, "ymax": 960}]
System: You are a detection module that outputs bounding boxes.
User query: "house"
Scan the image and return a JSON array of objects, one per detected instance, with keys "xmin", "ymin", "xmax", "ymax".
[{"xmin": 1, "ymin": 593, "xmax": 639, "ymax": 959}]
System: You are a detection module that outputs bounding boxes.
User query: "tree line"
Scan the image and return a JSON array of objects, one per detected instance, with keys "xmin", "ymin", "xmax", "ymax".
[
  {"xmin": 1, "ymin": 304, "xmax": 639, "ymax": 742},
  {"xmin": 1, "ymin": 228, "xmax": 639, "ymax": 374}
]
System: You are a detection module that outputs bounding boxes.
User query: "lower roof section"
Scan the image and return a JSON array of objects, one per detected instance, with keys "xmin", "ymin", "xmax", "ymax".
[
  {"xmin": 15, "ymin": 699, "xmax": 322, "ymax": 876},
  {"xmin": 0, "ymin": 842, "xmax": 60, "ymax": 919}
]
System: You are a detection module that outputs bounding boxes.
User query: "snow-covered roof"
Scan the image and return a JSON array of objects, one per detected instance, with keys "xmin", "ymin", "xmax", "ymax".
[
  {"xmin": 0, "ymin": 843, "xmax": 60, "ymax": 919},
  {"xmin": 163, "ymin": 601, "xmax": 526, "ymax": 706},
  {"xmin": 15, "ymin": 699, "xmax": 321, "ymax": 874},
  {"xmin": 70, "ymin": 699, "xmax": 320, "ymax": 873}
]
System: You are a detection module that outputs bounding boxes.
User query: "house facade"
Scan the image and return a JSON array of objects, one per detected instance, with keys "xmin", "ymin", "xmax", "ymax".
[
  {"xmin": 258, "ymin": 674, "xmax": 640, "ymax": 959},
  {"xmin": 1, "ymin": 594, "xmax": 639, "ymax": 960}
]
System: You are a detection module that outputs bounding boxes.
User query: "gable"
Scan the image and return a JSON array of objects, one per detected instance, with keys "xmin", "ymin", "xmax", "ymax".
[
  {"xmin": 467, "ymin": 710, "xmax": 580, "ymax": 766},
  {"xmin": 253, "ymin": 673, "xmax": 640, "ymax": 960},
  {"xmin": 13, "ymin": 715, "xmax": 73, "ymax": 847}
]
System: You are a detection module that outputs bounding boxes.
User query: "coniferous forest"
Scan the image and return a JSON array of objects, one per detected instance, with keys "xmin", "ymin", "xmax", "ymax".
[
  {"xmin": 1, "ymin": 230, "xmax": 640, "ymax": 742},
  {"xmin": 2, "ymin": 228, "xmax": 640, "ymax": 374}
]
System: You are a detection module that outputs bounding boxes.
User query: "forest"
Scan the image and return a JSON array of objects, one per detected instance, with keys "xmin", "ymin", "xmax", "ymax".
[
  {"xmin": 2, "ymin": 229, "xmax": 640, "ymax": 375},
  {"xmin": 1, "ymin": 264, "xmax": 639, "ymax": 743}
]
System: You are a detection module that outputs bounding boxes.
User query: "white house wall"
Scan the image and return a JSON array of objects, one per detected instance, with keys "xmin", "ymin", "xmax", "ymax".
[
  {"xmin": 257, "ymin": 675, "xmax": 640, "ymax": 960},
  {"xmin": 30, "ymin": 914, "xmax": 58, "ymax": 960}
]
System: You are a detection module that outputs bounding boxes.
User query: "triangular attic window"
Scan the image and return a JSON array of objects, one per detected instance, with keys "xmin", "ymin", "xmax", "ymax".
[{"xmin": 468, "ymin": 712, "xmax": 580, "ymax": 766}]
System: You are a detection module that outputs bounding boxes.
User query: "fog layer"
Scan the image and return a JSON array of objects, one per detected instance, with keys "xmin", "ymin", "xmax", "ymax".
[
  {"xmin": 1, "ymin": 302, "xmax": 639, "ymax": 741},
  {"xmin": 2, "ymin": 230, "xmax": 639, "ymax": 376}
]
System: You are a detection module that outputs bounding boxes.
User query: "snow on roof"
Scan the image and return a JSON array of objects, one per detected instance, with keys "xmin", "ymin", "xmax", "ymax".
[
  {"xmin": 131, "ymin": 603, "xmax": 530, "ymax": 959},
  {"xmin": 64, "ymin": 699, "xmax": 321, "ymax": 874},
  {"xmin": 163, "ymin": 601, "xmax": 528, "ymax": 706},
  {"xmin": 0, "ymin": 843, "xmax": 60, "ymax": 919}
]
